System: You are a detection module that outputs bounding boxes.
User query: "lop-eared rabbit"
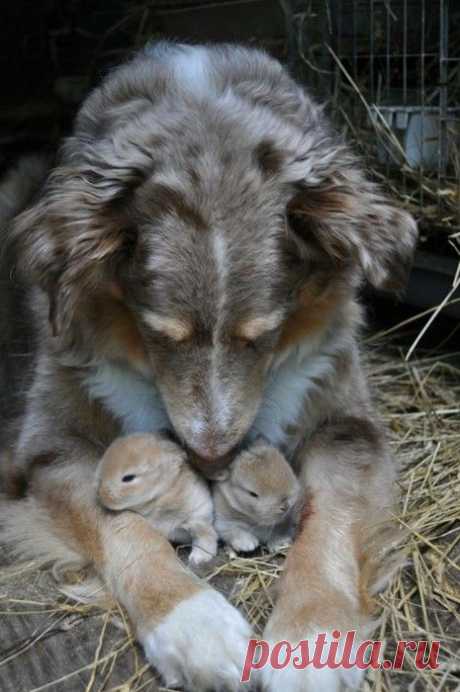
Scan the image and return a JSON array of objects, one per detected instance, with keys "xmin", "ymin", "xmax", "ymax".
[
  {"xmin": 0, "ymin": 42, "xmax": 416, "ymax": 691},
  {"xmin": 213, "ymin": 441, "xmax": 301, "ymax": 553},
  {"xmin": 97, "ymin": 433, "xmax": 218, "ymax": 566}
]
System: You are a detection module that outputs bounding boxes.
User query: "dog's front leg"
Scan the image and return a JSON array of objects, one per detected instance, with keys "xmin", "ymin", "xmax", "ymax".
[
  {"xmin": 25, "ymin": 448, "xmax": 252, "ymax": 691},
  {"xmin": 260, "ymin": 417, "xmax": 398, "ymax": 691}
]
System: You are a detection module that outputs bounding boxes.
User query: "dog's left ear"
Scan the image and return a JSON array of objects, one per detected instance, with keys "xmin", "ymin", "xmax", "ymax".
[
  {"xmin": 11, "ymin": 162, "xmax": 136, "ymax": 335},
  {"xmin": 287, "ymin": 164, "xmax": 418, "ymax": 293}
]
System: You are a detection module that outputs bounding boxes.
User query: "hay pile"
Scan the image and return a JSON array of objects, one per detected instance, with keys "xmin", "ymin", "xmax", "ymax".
[
  {"xmin": 0, "ymin": 339, "xmax": 459, "ymax": 691},
  {"xmin": 288, "ymin": 5, "xmax": 460, "ymax": 245},
  {"xmin": 362, "ymin": 341, "xmax": 460, "ymax": 690}
]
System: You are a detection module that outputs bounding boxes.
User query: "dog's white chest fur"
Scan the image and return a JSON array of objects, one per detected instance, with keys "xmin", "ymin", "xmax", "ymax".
[
  {"xmin": 86, "ymin": 363, "xmax": 170, "ymax": 434},
  {"xmin": 85, "ymin": 343, "xmax": 336, "ymax": 446},
  {"xmin": 249, "ymin": 345, "xmax": 336, "ymax": 445}
]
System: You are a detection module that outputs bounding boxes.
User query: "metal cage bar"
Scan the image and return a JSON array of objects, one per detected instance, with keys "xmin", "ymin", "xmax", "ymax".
[{"xmin": 291, "ymin": 0, "xmax": 460, "ymax": 232}]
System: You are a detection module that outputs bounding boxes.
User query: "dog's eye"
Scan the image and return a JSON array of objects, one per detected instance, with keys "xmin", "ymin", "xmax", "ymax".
[
  {"xmin": 248, "ymin": 490, "xmax": 259, "ymax": 498},
  {"xmin": 142, "ymin": 312, "xmax": 193, "ymax": 343},
  {"xmin": 237, "ymin": 337, "xmax": 258, "ymax": 352},
  {"xmin": 122, "ymin": 474, "xmax": 137, "ymax": 483}
]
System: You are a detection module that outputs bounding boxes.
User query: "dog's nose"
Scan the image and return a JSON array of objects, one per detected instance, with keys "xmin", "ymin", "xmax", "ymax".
[
  {"xmin": 188, "ymin": 448, "xmax": 233, "ymax": 477},
  {"xmin": 188, "ymin": 431, "xmax": 233, "ymax": 464},
  {"xmin": 190, "ymin": 444, "xmax": 217, "ymax": 461}
]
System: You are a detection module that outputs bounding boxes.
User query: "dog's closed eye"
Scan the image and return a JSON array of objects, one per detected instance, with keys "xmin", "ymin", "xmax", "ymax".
[
  {"xmin": 234, "ymin": 312, "xmax": 284, "ymax": 342},
  {"xmin": 142, "ymin": 312, "xmax": 193, "ymax": 342},
  {"xmin": 235, "ymin": 336, "xmax": 258, "ymax": 352}
]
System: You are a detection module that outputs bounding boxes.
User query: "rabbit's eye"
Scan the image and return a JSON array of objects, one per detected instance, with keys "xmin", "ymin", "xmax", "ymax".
[
  {"xmin": 122, "ymin": 474, "xmax": 137, "ymax": 483},
  {"xmin": 248, "ymin": 490, "xmax": 259, "ymax": 498}
]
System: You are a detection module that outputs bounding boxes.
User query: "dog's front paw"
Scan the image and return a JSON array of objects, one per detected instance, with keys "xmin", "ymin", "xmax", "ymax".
[
  {"xmin": 141, "ymin": 589, "xmax": 253, "ymax": 691},
  {"xmin": 259, "ymin": 652, "xmax": 346, "ymax": 692},
  {"xmin": 259, "ymin": 629, "xmax": 365, "ymax": 692}
]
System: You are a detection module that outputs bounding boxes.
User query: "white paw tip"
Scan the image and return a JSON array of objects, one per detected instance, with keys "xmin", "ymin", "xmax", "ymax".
[
  {"xmin": 188, "ymin": 550, "xmax": 212, "ymax": 566},
  {"xmin": 142, "ymin": 589, "xmax": 253, "ymax": 691},
  {"xmin": 230, "ymin": 534, "xmax": 260, "ymax": 553},
  {"xmin": 258, "ymin": 631, "xmax": 366, "ymax": 692}
]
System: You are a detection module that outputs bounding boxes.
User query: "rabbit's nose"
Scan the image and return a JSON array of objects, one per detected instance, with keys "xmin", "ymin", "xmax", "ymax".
[{"xmin": 280, "ymin": 499, "xmax": 290, "ymax": 513}]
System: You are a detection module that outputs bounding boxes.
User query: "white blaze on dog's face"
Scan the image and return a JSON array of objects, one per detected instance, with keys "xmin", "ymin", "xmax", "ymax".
[
  {"xmin": 13, "ymin": 44, "xmax": 417, "ymax": 471},
  {"xmin": 97, "ymin": 435, "xmax": 185, "ymax": 510}
]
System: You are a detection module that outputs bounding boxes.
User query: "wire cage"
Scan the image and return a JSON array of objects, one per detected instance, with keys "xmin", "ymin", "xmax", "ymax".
[{"xmin": 287, "ymin": 0, "xmax": 460, "ymax": 249}]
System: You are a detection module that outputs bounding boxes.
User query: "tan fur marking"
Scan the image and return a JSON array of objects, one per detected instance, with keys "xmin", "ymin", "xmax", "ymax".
[
  {"xmin": 356, "ymin": 528, "xmax": 380, "ymax": 618},
  {"xmin": 143, "ymin": 312, "xmax": 193, "ymax": 342},
  {"xmin": 38, "ymin": 480, "xmax": 105, "ymax": 568},
  {"xmin": 234, "ymin": 312, "xmax": 284, "ymax": 341},
  {"xmin": 296, "ymin": 491, "xmax": 314, "ymax": 534},
  {"xmin": 107, "ymin": 514, "xmax": 203, "ymax": 628},
  {"xmin": 87, "ymin": 293, "xmax": 149, "ymax": 372},
  {"xmin": 277, "ymin": 285, "xmax": 342, "ymax": 351},
  {"xmin": 269, "ymin": 498, "xmax": 360, "ymax": 634}
]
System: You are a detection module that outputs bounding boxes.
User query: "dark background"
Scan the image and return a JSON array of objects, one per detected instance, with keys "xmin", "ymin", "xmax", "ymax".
[
  {"xmin": 1, "ymin": 0, "xmax": 459, "ymax": 347},
  {"xmin": 0, "ymin": 0, "xmax": 287, "ymax": 165}
]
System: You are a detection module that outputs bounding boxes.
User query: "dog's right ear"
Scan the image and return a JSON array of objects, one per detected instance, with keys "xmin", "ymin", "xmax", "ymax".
[
  {"xmin": 12, "ymin": 186, "xmax": 62, "ymax": 333},
  {"xmin": 285, "ymin": 158, "xmax": 418, "ymax": 295}
]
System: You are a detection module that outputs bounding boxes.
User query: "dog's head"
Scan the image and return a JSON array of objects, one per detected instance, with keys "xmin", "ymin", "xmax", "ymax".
[{"xmin": 12, "ymin": 44, "xmax": 417, "ymax": 465}]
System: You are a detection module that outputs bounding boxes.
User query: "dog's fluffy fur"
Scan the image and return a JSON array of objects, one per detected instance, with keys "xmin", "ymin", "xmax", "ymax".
[{"xmin": 0, "ymin": 42, "xmax": 416, "ymax": 691}]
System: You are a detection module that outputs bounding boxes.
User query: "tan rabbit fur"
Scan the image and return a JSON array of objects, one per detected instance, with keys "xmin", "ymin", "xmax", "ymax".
[
  {"xmin": 213, "ymin": 441, "xmax": 301, "ymax": 553},
  {"xmin": 97, "ymin": 434, "xmax": 217, "ymax": 566}
]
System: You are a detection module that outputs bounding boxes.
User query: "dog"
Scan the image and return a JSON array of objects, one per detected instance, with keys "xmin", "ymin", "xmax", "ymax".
[{"xmin": 0, "ymin": 42, "xmax": 417, "ymax": 691}]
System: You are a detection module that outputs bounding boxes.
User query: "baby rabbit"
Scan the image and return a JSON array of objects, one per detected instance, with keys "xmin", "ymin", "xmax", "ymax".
[
  {"xmin": 213, "ymin": 441, "xmax": 301, "ymax": 554},
  {"xmin": 97, "ymin": 434, "xmax": 218, "ymax": 566}
]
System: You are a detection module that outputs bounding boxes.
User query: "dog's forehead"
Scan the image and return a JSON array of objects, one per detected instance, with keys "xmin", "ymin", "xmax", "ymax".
[{"xmin": 133, "ymin": 158, "xmax": 288, "ymax": 318}]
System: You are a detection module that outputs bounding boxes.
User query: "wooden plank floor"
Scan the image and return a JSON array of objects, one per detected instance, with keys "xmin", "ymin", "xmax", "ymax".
[{"xmin": 0, "ymin": 548, "xmax": 160, "ymax": 692}]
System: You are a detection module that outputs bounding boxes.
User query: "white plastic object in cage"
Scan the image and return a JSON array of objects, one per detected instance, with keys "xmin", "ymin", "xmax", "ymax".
[{"xmin": 370, "ymin": 105, "xmax": 458, "ymax": 170}]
